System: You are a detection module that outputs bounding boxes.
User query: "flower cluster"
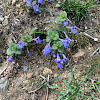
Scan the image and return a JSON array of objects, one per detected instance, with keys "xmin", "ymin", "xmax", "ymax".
[
  {"xmin": 42, "ymin": 31, "xmax": 69, "ymax": 68},
  {"xmin": 25, "ymin": 0, "xmax": 50, "ymax": 13},
  {"xmin": 43, "ymin": 41, "xmax": 52, "ymax": 55},
  {"xmin": 66, "ymin": 26, "xmax": 77, "ymax": 34},
  {"xmin": 8, "ymin": 36, "xmax": 42, "ymax": 62},
  {"xmin": 17, "ymin": 41, "xmax": 24, "ymax": 49},
  {"xmin": 7, "ymin": 11, "xmax": 77, "ymax": 68},
  {"xmin": 54, "ymin": 54, "xmax": 67, "ymax": 68},
  {"xmin": 32, "ymin": 36, "xmax": 42, "ymax": 44}
]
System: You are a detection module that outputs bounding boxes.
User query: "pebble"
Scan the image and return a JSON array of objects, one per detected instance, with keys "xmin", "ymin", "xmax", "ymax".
[
  {"xmin": 0, "ymin": 77, "xmax": 9, "ymax": 93},
  {"xmin": 0, "ymin": 16, "xmax": 4, "ymax": 22},
  {"xmin": 8, "ymin": 0, "xmax": 12, "ymax": 4},
  {"xmin": 2, "ymin": 17, "xmax": 8, "ymax": 26},
  {"xmin": 27, "ymin": 73, "xmax": 33, "ymax": 79},
  {"xmin": 0, "ymin": 29, "xmax": 3, "ymax": 35},
  {"xmin": 23, "ymin": 66, "xmax": 28, "ymax": 72},
  {"xmin": 43, "ymin": 67, "xmax": 52, "ymax": 75}
]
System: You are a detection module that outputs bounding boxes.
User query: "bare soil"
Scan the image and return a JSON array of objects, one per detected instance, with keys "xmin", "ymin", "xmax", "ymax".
[{"xmin": 0, "ymin": 0, "xmax": 100, "ymax": 100}]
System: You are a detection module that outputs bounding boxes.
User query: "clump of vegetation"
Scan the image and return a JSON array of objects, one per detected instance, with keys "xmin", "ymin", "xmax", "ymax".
[
  {"xmin": 55, "ymin": 0, "xmax": 94, "ymax": 24},
  {"xmin": 38, "ymin": 60, "xmax": 100, "ymax": 100}
]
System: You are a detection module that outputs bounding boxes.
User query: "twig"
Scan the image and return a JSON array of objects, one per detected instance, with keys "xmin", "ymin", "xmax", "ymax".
[
  {"xmin": 84, "ymin": 32, "xmax": 99, "ymax": 42},
  {"xmin": 40, "ymin": 75, "xmax": 46, "ymax": 80},
  {"xmin": 46, "ymin": 75, "xmax": 49, "ymax": 100},
  {"xmin": 29, "ymin": 79, "xmax": 46, "ymax": 93},
  {"xmin": 90, "ymin": 47, "xmax": 100, "ymax": 56},
  {"xmin": 0, "ymin": 66, "xmax": 7, "ymax": 76}
]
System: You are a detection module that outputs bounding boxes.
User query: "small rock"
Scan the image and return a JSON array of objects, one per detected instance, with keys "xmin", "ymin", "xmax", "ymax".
[
  {"xmin": 23, "ymin": 66, "xmax": 28, "ymax": 72},
  {"xmin": 0, "ymin": 29, "xmax": 3, "ymax": 35},
  {"xmin": 72, "ymin": 49, "xmax": 85, "ymax": 63},
  {"xmin": 55, "ymin": 4, "xmax": 60, "ymax": 7},
  {"xmin": 54, "ymin": 73, "xmax": 57, "ymax": 77},
  {"xmin": 2, "ymin": 17, "xmax": 8, "ymax": 26},
  {"xmin": 0, "ymin": 16, "xmax": 4, "ymax": 22},
  {"xmin": 12, "ymin": 0, "xmax": 16, "ymax": 5},
  {"xmin": 49, "ymin": 12, "xmax": 53, "ymax": 17},
  {"xmin": 27, "ymin": 73, "xmax": 33, "ymax": 79},
  {"xmin": 8, "ymin": 0, "xmax": 12, "ymax": 4},
  {"xmin": 85, "ymin": 26, "xmax": 88, "ymax": 30},
  {"xmin": 0, "ymin": 77, "xmax": 9, "ymax": 93},
  {"xmin": 43, "ymin": 67, "xmax": 52, "ymax": 75}
]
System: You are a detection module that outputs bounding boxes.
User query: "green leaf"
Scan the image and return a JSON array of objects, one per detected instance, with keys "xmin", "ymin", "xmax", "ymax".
[
  {"xmin": 57, "ymin": 25, "xmax": 64, "ymax": 32},
  {"xmin": 60, "ymin": 11, "xmax": 67, "ymax": 19},
  {"xmin": 50, "ymin": 32, "xmax": 59, "ymax": 40},
  {"xmin": 55, "ymin": 17, "xmax": 60, "ymax": 23},
  {"xmin": 46, "ymin": 36, "xmax": 51, "ymax": 42},
  {"xmin": 48, "ymin": 30, "xmax": 52, "ymax": 36},
  {"xmin": 58, "ymin": 46, "xmax": 64, "ymax": 53},
  {"xmin": 6, "ymin": 48, "xmax": 14, "ymax": 55},
  {"xmin": 24, "ymin": 42, "xmax": 29, "ymax": 46},
  {"xmin": 9, "ymin": 43, "xmax": 17, "ymax": 50},
  {"xmin": 29, "ymin": 28, "xmax": 37, "ymax": 35},
  {"xmin": 52, "ymin": 44, "xmax": 58, "ymax": 50},
  {"xmin": 21, "ymin": 36, "xmax": 32, "ymax": 42},
  {"xmin": 56, "ymin": 41, "xmax": 62, "ymax": 47},
  {"xmin": 52, "ymin": 33, "xmax": 59, "ymax": 40},
  {"xmin": 14, "ymin": 50, "xmax": 22, "ymax": 55},
  {"xmin": 59, "ymin": 17, "xmax": 66, "ymax": 22}
]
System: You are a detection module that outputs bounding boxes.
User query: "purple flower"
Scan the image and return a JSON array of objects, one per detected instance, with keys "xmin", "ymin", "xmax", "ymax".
[
  {"xmin": 17, "ymin": 41, "xmax": 24, "ymax": 49},
  {"xmin": 54, "ymin": 53, "xmax": 61, "ymax": 62},
  {"xmin": 53, "ymin": 53, "xmax": 57, "ymax": 58},
  {"xmin": 62, "ymin": 54, "xmax": 67, "ymax": 62},
  {"xmin": 8, "ymin": 56, "xmax": 13, "ymax": 62},
  {"xmin": 32, "ymin": 2, "xmax": 39, "ymax": 13},
  {"xmin": 66, "ymin": 26, "xmax": 77, "ymax": 34},
  {"xmin": 25, "ymin": 0, "xmax": 32, "ymax": 5},
  {"xmin": 59, "ymin": 38, "xmax": 69, "ymax": 48},
  {"xmin": 59, "ymin": 19, "xmax": 68, "ymax": 26},
  {"xmin": 59, "ymin": 32, "xmax": 70, "ymax": 48},
  {"xmin": 38, "ymin": 0, "xmax": 43, "ymax": 3},
  {"xmin": 63, "ymin": 32, "xmax": 70, "ymax": 42},
  {"xmin": 54, "ymin": 54, "xmax": 64, "ymax": 68},
  {"xmin": 32, "ymin": 36, "xmax": 42, "ymax": 44},
  {"xmin": 43, "ymin": 41, "xmax": 52, "ymax": 55},
  {"xmin": 57, "ymin": 63, "xmax": 63, "ymax": 68}
]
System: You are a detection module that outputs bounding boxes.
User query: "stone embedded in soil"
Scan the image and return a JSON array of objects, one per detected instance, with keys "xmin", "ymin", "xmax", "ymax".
[
  {"xmin": 0, "ymin": 29, "xmax": 3, "ymax": 35},
  {"xmin": 23, "ymin": 66, "xmax": 28, "ymax": 72},
  {"xmin": 0, "ymin": 77, "xmax": 9, "ymax": 93},
  {"xmin": 12, "ymin": 0, "xmax": 16, "ymax": 5},
  {"xmin": 2, "ymin": 17, "xmax": 8, "ymax": 26},
  {"xmin": 27, "ymin": 73, "xmax": 33, "ymax": 79},
  {"xmin": 0, "ymin": 16, "xmax": 4, "ymax": 22},
  {"xmin": 43, "ymin": 67, "xmax": 52, "ymax": 75},
  {"xmin": 72, "ymin": 49, "xmax": 85, "ymax": 63}
]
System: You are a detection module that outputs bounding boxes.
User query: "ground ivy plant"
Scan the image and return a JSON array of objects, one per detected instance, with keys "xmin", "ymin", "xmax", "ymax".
[
  {"xmin": 7, "ymin": 11, "xmax": 77, "ymax": 68},
  {"xmin": 25, "ymin": 0, "xmax": 51, "ymax": 14}
]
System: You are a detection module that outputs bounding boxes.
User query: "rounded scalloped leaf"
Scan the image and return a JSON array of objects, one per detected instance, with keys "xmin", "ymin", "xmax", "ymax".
[
  {"xmin": 21, "ymin": 36, "xmax": 32, "ymax": 42},
  {"xmin": 60, "ymin": 11, "xmax": 67, "ymax": 19},
  {"xmin": 14, "ymin": 50, "xmax": 22, "ymax": 55},
  {"xmin": 58, "ymin": 46, "xmax": 64, "ymax": 53},
  {"xmin": 46, "ymin": 36, "xmax": 51, "ymax": 42},
  {"xmin": 56, "ymin": 41, "xmax": 62, "ymax": 47},
  {"xmin": 55, "ymin": 17, "xmax": 60, "ymax": 23},
  {"xmin": 9, "ymin": 43, "xmax": 17, "ymax": 50},
  {"xmin": 7, "ymin": 48, "xmax": 14, "ymax": 55},
  {"xmin": 52, "ymin": 44, "xmax": 58, "ymax": 50}
]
